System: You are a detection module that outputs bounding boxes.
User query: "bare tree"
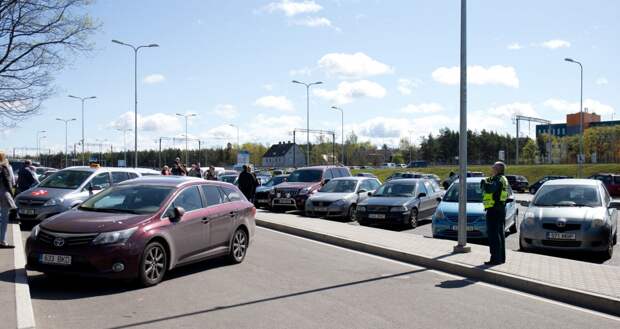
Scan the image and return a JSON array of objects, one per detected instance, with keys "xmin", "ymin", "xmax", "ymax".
[{"xmin": 0, "ymin": 0, "xmax": 96, "ymax": 127}]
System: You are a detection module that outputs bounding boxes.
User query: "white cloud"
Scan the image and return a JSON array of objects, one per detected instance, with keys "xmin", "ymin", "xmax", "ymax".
[
  {"xmin": 397, "ymin": 78, "xmax": 420, "ymax": 95},
  {"xmin": 254, "ymin": 95, "xmax": 295, "ymax": 112},
  {"xmin": 400, "ymin": 103, "xmax": 443, "ymax": 114},
  {"xmin": 143, "ymin": 74, "xmax": 165, "ymax": 84},
  {"xmin": 539, "ymin": 39, "xmax": 571, "ymax": 49},
  {"xmin": 318, "ymin": 52, "xmax": 393, "ymax": 78},
  {"xmin": 289, "ymin": 66, "xmax": 312, "ymax": 76},
  {"xmin": 507, "ymin": 42, "xmax": 522, "ymax": 50},
  {"xmin": 595, "ymin": 77, "xmax": 608, "ymax": 85},
  {"xmin": 344, "ymin": 115, "xmax": 456, "ymax": 146},
  {"xmin": 212, "ymin": 104, "xmax": 238, "ymax": 120},
  {"xmin": 293, "ymin": 16, "xmax": 333, "ymax": 28},
  {"xmin": 264, "ymin": 0, "xmax": 322, "ymax": 16},
  {"xmin": 467, "ymin": 103, "xmax": 538, "ymax": 136},
  {"xmin": 263, "ymin": 84, "xmax": 274, "ymax": 91},
  {"xmin": 108, "ymin": 112, "xmax": 181, "ymax": 133},
  {"xmin": 543, "ymin": 98, "xmax": 615, "ymax": 116},
  {"xmin": 432, "ymin": 65, "xmax": 519, "ymax": 88},
  {"xmin": 314, "ymin": 80, "xmax": 386, "ymax": 105}
]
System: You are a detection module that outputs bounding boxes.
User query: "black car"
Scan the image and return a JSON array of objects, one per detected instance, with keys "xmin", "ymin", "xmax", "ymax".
[
  {"xmin": 356, "ymin": 178, "xmax": 443, "ymax": 228},
  {"xmin": 254, "ymin": 174, "xmax": 289, "ymax": 208},
  {"xmin": 506, "ymin": 175, "xmax": 528, "ymax": 193},
  {"xmin": 528, "ymin": 175, "xmax": 571, "ymax": 194}
]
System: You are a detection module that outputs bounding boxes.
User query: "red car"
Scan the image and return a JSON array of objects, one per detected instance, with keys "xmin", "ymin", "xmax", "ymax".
[
  {"xmin": 26, "ymin": 177, "xmax": 255, "ymax": 287},
  {"xmin": 589, "ymin": 173, "xmax": 620, "ymax": 197}
]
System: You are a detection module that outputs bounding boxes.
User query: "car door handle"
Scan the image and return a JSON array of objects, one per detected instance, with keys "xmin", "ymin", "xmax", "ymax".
[
  {"xmin": 202, "ymin": 217, "xmax": 210, "ymax": 224},
  {"xmin": 229, "ymin": 211, "xmax": 236, "ymax": 217}
]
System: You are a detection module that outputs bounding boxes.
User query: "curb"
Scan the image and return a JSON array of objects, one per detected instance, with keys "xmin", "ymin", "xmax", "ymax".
[
  {"xmin": 256, "ymin": 218, "xmax": 620, "ymax": 317},
  {"xmin": 11, "ymin": 223, "xmax": 36, "ymax": 329}
]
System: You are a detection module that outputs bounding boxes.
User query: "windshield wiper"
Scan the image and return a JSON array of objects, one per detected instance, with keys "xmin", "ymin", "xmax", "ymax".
[{"xmin": 573, "ymin": 203, "xmax": 595, "ymax": 207}]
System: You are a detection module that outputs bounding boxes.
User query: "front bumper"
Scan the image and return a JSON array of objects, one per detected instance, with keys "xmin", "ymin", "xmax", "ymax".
[
  {"xmin": 520, "ymin": 222, "xmax": 612, "ymax": 252},
  {"xmin": 432, "ymin": 219, "xmax": 487, "ymax": 239},
  {"xmin": 305, "ymin": 203, "xmax": 349, "ymax": 218},
  {"xmin": 17, "ymin": 204, "xmax": 68, "ymax": 222},
  {"xmin": 356, "ymin": 211, "xmax": 410, "ymax": 225},
  {"xmin": 271, "ymin": 194, "xmax": 311, "ymax": 210}
]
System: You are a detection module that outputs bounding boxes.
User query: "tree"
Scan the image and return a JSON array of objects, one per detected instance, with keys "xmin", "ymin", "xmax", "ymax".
[
  {"xmin": 0, "ymin": 0, "xmax": 97, "ymax": 127},
  {"xmin": 521, "ymin": 139, "xmax": 538, "ymax": 164}
]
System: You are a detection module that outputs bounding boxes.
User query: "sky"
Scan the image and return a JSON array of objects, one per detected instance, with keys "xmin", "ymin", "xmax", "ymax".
[{"xmin": 1, "ymin": 0, "xmax": 619, "ymax": 156}]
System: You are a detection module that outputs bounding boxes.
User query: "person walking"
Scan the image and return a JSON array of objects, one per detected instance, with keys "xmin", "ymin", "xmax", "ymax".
[
  {"xmin": 480, "ymin": 161, "xmax": 509, "ymax": 265},
  {"xmin": 237, "ymin": 165, "xmax": 258, "ymax": 201},
  {"xmin": 205, "ymin": 166, "xmax": 217, "ymax": 180},
  {"xmin": 0, "ymin": 151, "xmax": 17, "ymax": 248},
  {"xmin": 16, "ymin": 160, "xmax": 39, "ymax": 195}
]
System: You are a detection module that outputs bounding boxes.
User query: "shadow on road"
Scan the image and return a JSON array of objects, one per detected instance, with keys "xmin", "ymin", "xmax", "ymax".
[{"xmin": 435, "ymin": 279, "xmax": 476, "ymax": 289}]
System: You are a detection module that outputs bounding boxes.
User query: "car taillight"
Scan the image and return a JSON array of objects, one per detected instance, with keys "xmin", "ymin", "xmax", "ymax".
[{"xmin": 251, "ymin": 206, "xmax": 256, "ymax": 217}]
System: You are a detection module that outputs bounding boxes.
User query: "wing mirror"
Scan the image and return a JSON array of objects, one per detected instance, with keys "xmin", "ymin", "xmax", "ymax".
[
  {"xmin": 169, "ymin": 206, "xmax": 186, "ymax": 222},
  {"xmin": 367, "ymin": 191, "xmax": 373, "ymax": 196},
  {"xmin": 519, "ymin": 200, "xmax": 531, "ymax": 207},
  {"xmin": 506, "ymin": 197, "xmax": 515, "ymax": 203},
  {"xmin": 357, "ymin": 189, "xmax": 367, "ymax": 194},
  {"xmin": 609, "ymin": 201, "xmax": 620, "ymax": 210},
  {"xmin": 417, "ymin": 192, "xmax": 427, "ymax": 199},
  {"xmin": 436, "ymin": 197, "xmax": 442, "ymax": 202}
]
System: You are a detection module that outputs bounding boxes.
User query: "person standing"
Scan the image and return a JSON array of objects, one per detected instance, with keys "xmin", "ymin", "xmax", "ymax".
[
  {"xmin": 480, "ymin": 161, "xmax": 509, "ymax": 265},
  {"xmin": 205, "ymin": 166, "xmax": 217, "ymax": 180},
  {"xmin": 16, "ymin": 160, "xmax": 39, "ymax": 195},
  {"xmin": 188, "ymin": 163, "xmax": 202, "ymax": 178},
  {"xmin": 0, "ymin": 151, "xmax": 16, "ymax": 248},
  {"xmin": 161, "ymin": 165, "xmax": 171, "ymax": 176},
  {"xmin": 171, "ymin": 157, "xmax": 187, "ymax": 176},
  {"xmin": 237, "ymin": 165, "xmax": 257, "ymax": 201}
]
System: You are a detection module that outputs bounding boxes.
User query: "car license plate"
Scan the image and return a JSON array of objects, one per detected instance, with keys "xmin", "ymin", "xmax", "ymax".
[
  {"xmin": 276, "ymin": 199, "xmax": 294, "ymax": 204},
  {"xmin": 19, "ymin": 208, "xmax": 35, "ymax": 215},
  {"xmin": 368, "ymin": 213, "xmax": 385, "ymax": 219},
  {"xmin": 315, "ymin": 207, "xmax": 328, "ymax": 212},
  {"xmin": 547, "ymin": 232, "xmax": 576, "ymax": 240},
  {"xmin": 39, "ymin": 254, "xmax": 72, "ymax": 266},
  {"xmin": 451, "ymin": 225, "xmax": 475, "ymax": 231}
]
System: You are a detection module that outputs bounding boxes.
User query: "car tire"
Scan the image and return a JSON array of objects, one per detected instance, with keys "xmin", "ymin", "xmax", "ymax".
[
  {"xmin": 518, "ymin": 236, "xmax": 529, "ymax": 252},
  {"xmin": 138, "ymin": 242, "xmax": 168, "ymax": 287},
  {"xmin": 228, "ymin": 228, "xmax": 249, "ymax": 264},
  {"xmin": 508, "ymin": 211, "xmax": 518, "ymax": 234},
  {"xmin": 347, "ymin": 205, "xmax": 356, "ymax": 222},
  {"xmin": 408, "ymin": 209, "xmax": 418, "ymax": 229}
]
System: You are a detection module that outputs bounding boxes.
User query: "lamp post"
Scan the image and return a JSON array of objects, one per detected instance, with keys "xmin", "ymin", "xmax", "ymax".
[
  {"xmin": 36, "ymin": 130, "xmax": 46, "ymax": 162},
  {"xmin": 95, "ymin": 139, "xmax": 108, "ymax": 165},
  {"xmin": 68, "ymin": 95, "xmax": 96, "ymax": 165},
  {"xmin": 331, "ymin": 106, "xmax": 344, "ymax": 165},
  {"xmin": 409, "ymin": 130, "xmax": 414, "ymax": 164},
  {"xmin": 117, "ymin": 127, "xmax": 132, "ymax": 167},
  {"xmin": 176, "ymin": 113, "xmax": 197, "ymax": 165},
  {"xmin": 56, "ymin": 118, "xmax": 76, "ymax": 168},
  {"xmin": 228, "ymin": 124, "xmax": 240, "ymax": 149},
  {"xmin": 112, "ymin": 39, "xmax": 159, "ymax": 168},
  {"xmin": 292, "ymin": 80, "xmax": 323, "ymax": 166},
  {"xmin": 38, "ymin": 135, "xmax": 47, "ymax": 166},
  {"xmin": 564, "ymin": 58, "xmax": 584, "ymax": 178}
]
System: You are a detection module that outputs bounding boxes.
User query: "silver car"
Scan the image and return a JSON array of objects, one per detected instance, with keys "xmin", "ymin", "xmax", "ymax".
[
  {"xmin": 305, "ymin": 177, "xmax": 381, "ymax": 220},
  {"xmin": 519, "ymin": 179, "xmax": 619, "ymax": 259}
]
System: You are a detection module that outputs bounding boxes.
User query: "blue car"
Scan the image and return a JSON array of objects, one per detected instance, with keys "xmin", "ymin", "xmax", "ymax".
[{"xmin": 432, "ymin": 177, "xmax": 518, "ymax": 240}]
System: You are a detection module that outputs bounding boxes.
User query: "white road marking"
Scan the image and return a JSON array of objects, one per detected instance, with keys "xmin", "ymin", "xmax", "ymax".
[
  {"xmin": 12, "ymin": 223, "xmax": 36, "ymax": 329},
  {"xmin": 258, "ymin": 226, "xmax": 620, "ymax": 322}
]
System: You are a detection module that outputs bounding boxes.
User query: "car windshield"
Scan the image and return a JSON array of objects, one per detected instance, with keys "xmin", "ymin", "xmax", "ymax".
[
  {"xmin": 373, "ymin": 183, "xmax": 416, "ymax": 197},
  {"xmin": 287, "ymin": 169, "xmax": 323, "ymax": 183},
  {"xmin": 443, "ymin": 182, "xmax": 484, "ymax": 202},
  {"xmin": 79, "ymin": 185, "xmax": 174, "ymax": 214},
  {"xmin": 320, "ymin": 180, "xmax": 357, "ymax": 193},
  {"xmin": 221, "ymin": 175, "xmax": 237, "ymax": 183},
  {"xmin": 265, "ymin": 176, "xmax": 286, "ymax": 187},
  {"xmin": 38, "ymin": 170, "xmax": 92, "ymax": 189},
  {"xmin": 533, "ymin": 185, "xmax": 601, "ymax": 207}
]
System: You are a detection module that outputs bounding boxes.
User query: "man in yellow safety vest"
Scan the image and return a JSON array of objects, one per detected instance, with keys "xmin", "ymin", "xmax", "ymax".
[{"xmin": 481, "ymin": 161, "xmax": 509, "ymax": 265}]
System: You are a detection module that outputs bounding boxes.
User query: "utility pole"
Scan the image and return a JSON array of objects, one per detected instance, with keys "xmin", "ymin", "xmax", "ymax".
[
  {"xmin": 56, "ymin": 118, "xmax": 76, "ymax": 168},
  {"xmin": 331, "ymin": 106, "xmax": 345, "ymax": 165},
  {"xmin": 292, "ymin": 80, "xmax": 323, "ymax": 166}
]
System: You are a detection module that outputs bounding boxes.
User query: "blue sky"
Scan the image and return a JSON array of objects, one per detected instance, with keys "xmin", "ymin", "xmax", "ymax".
[{"xmin": 1, "ymin": 0, "xmax": 618, "ymax": 156}]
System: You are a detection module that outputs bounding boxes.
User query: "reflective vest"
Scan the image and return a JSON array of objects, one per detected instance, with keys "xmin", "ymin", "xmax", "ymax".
[{"xmin": 482, "ymin": 175, "xmax": 508, "ymax": 209}]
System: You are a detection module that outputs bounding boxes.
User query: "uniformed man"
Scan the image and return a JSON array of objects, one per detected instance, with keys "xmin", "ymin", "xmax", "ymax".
[{"xmin": 480, "ymin": 161, "xmax": 509, "ymax": 265}]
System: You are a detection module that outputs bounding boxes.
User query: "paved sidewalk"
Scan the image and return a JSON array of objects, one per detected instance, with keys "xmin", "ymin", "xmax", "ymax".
[
  {"xmin": 256, "ymin": 211, "xmax": 620, "ymax": 316},
  {"xmin": 0, "ymin": 223, "xmax": 17, "ymax": 329}
]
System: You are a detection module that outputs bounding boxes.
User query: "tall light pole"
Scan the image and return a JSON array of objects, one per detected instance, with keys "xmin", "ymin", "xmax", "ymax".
[
  {"xmin": 56, "ymin": 118, "xmax": 76, "ymax": 168},
  {"xmin": 68, "ymin": 95, "xmax": 96, "ymax": 165},
  {"xmin": 112, "ymin": 39, "xmax": 159, "ymax": 168},
  {"xmin": 228, "ymin": 124, "xmax": 240, "ymax": 149},
  {"xmin": 176, "ymin": 113, "xmax": 197, "ymax": 165},
  {"xmin": 117, "ymin": 127, "xmax": 132, "ymax": 167},
  {"xmin": 292, "ymin": 80, "xmax": 323, "ymax": 166},
  {"xmin": 454, "ymin": 0, "xmax": 471, "ymax": 254},
  {"xmin": 409, "ymin": 130, "xmax": 414, "ymax": 164},
  {"xmin": 564, "ymin": 58, "xmax": 584, "ymax": 178},
  {"xmin": 36, "ymin": 130, "xmax": 46, "ymax": 162},
  {"xmin": 331, "ymin": 106, "xmax": 344, "ymax": 165}
]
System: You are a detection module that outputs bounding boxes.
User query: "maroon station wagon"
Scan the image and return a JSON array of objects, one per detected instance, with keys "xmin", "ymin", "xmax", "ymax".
[{"xmin": 26, "ymin": 177, "xmax": 256, "ymax": 287}]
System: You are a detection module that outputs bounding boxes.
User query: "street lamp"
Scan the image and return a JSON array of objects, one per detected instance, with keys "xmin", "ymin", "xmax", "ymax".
[
  {"xmin": 95, "ymin": 139, "xmax": 108, "ymax": 164},
  {"xmin": 112, "ymin": 39, "xmax": 159, "ymax": 168},
  {"xmin": 176, "ymin": 113, "xmax": 197, "ymax": 165},
  {"xmin": 116, "ymin": 127, "xmax": 132, "ymax": 167},
  {"xmin": 36, "ymin": 130, "xmax": 46, "ymax": 162},
  {"xmin": 331, "ymin": 106, "xmax": 344, "ymax": 165},
  {"xmin": 68, "ymin": 95, "xmax": 96, "ymax": 165},
  {"xmin": 56, "ymin": 118, "xmax": 76, "ymax": 168},
  {"xmin": 408, "ymin": 130, "xmax": 414, "ymax": 164},
  {"xmin": 228, "ymin": 124, "xmax": 240, "ymax": 149},
  {"xmin": 564, "ymin": 57, "xmax": 584, "ymax": 178},
  {"xmin": 292, "ymin": 80, "xmax": 323, "ymax": 166}
]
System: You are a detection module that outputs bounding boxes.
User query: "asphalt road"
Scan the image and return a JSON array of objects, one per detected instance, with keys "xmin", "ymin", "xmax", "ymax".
[{"xmin": 21, "ymin": 227, "xmax": 619, "ymax": 329}]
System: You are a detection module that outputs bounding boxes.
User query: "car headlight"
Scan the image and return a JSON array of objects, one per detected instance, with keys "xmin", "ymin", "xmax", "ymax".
[
  {"xmin": 92, "ymin": 227, "xmax": 138, "ymax": 245},
  {"xmin": 332, "ymin": 200, "xmax": 346, "ymax": 207},
  {"xmin": 390, "ymin": 206, "xmax": 408, "ymax": 213},
  {"xmin": 591, "ymin": 218, "xmax": 606, "ymax": 228},
  {"xmin": 299, "ymin": 187, "xmax": 312, "ymax": 195},
  {"xmin": 524, "ymin": 211, "xmax": 535, "ymax": 226},
  {"xmin": 434, "ymin": 209, "xmax": 445, "ymax": 220},
  {"xmin": 357, "ymin": 206, "xmax": 366, "ymax": 212},
  {"xmin": 30, "ymin": 225, "xmax": 40, "ymax": 240},
  {"xmin": 43, "ymin": 198, "xmax": 58, "ymax": 206}
]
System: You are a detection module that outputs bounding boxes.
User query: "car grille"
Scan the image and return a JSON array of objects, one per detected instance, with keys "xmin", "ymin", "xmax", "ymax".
[
  {"xmin": 275, "ymin": 188, "xmax": 299, "ymax": 197},
  {"xmin": 446, "ymin": 215, "xmax": 481, "ymax": 224},
  {"xmin": 312, "ymin": 201, "xmax": 332, "ymax": 207},
  {"xmin": 367, "ymin": 206, "xmax": 388, "ymax": 212},
  {"xmin": 38, "ymin": 230, "xmax": 98, "ymax": 247},
  {"xmin": 541, "ymin": 240, "xmax": 581, "ymax": 248},
  {"xmin": 542, "ymin": 223, "xmax": 581, "ymax": 232},
  {"xmin": 18, "ymin": 199, "xmax": 46, "ymax": 206}
]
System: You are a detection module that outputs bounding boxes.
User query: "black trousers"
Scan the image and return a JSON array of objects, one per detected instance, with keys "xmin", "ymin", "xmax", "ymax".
[{"xmin": 485, "ymin": 206, "xmax": 506, "ymax": 263}]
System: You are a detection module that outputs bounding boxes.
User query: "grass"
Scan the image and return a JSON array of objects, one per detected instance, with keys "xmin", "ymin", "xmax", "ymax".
[{"xmin": 352, "ymin": 164, "xmax": 620, "ymax": 184}]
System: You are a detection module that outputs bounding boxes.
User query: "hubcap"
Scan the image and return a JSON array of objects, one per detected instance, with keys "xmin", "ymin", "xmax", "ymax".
[
  {"xmin": 232, "ymin": 231, "xmax": 247, "ymax": 261},
  {"xmin": 145, "ymin": 246, "xmax": 165, "ymax": 281}
]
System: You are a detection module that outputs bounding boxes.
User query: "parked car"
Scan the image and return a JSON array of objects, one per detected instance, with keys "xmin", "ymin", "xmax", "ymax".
[
  {"xmin": 254, "ymin": 174, "xmax": 289, "ymax": 208},
  {"xmin": 528, "ymin": 175, "xmax": 571, "ymax": 194},
  {"xmin": 270, "ymin": 166, "xmax": 351, "ymax": 212},
  {"xmin": 305, "ymin": 177, "xmax": 381, "ymax": 220},
  {"xmin": 356, "ymin": 178, "xmax": 442, "ymax": 228},
  {"xmin": 421, "ymin": 174, "xmax": 441, "ymax": 186},
  {"xmin": 25, "ymin": 176, "xmax": 255, "ymax": 286},
  {"xmin": 589, "ymin": 173, "xmax": 620, "ymax": 197},
  {"xmin": 37, "ymin": 170, "xmax": 58, "ymax": 182},
  {"xmin": 388, "ymin": 172, "xmax": 423, "ymax": 181},
  {"xmin": 219, "ymin": 174, "xmax": 238, "ymax": 184},
  {"xmin": 381, "ymin": 163, "xmax": 397, "ymax": 168},
  {"xmin": 519, "ymin": 179, "xmax": 618, "ymax": 259},
  {"xmin": 34, "ymin": 167, "xmax": 57, "ymax": 180},
  {"xmin": 407, "ymin": 160, "xmax": 428, "ymax": 168},
  {"xmin": 398, "ymin": 163, "xmax": 407, "ymax": 168},
  {"xmin": 356, "ymin": 172, "xmax": 377, "ymax": 179},
  {"xmin": 506, "ymin": 175, "xmax": 529, "ymax": 193},
  {"xmin": 134, "ymin": 168, "xmax": 162, "ymax": 176},
  {"xmin": 442, "ymin": 171, "xmax": 485, "ymax": 189},
  {"xmin": 15, "ymin": 167, "xmax": 143, "ymax": 223},
  {"xmin": 432, "ymin": 177, "xmax": 517, "ymax": 239}
]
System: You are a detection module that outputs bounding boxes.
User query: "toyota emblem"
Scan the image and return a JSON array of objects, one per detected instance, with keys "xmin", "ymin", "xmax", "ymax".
[
  {"xmin": 556, "ymin": 218, "xmax": 567, "ymax": 228},
  {"xmin": 53, "ymin": 237, "xmax": 65, "ymax": 247}
]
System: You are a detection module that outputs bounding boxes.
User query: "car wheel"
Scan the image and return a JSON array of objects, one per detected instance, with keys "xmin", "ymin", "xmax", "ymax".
[
  {"xmin": 228, "ymin": 228, "xmax": 249, "ymax": 264},
  {"xmin": 347, "ymin": 205, "xmax": 356, "ymax": 222},
  {"xmin": 509, "ymin": 211, "xmax": 518, "ymax": 234},
  {"xmin": 518, "ymin": 236, "xmax": 529, "ymax": 252},
  {"xmin": 408, "ymin": 209, "xmax": 418, "ymax": 229},
  {"xmin": 139, "ymin": 242, "xmax": 167, "ymax": 287}
]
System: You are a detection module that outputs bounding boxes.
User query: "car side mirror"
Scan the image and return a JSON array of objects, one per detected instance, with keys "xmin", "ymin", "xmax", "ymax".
[
  {"xmin": 322, "ymin": 179, "xmax": 330, "ymax": 185},
  {"xmin": 609, "ymin": 201, "xmax": 620, "ymax": 210},
  {"xmin": 358, "ymin": 189, "xmax": 367, "ymax": 194},
  {"xmin": 436, "ymin": 197, "xmax": 442, "ymax": 202},
  {"xmin": 417, "ymin": 192, "xmax": 427, "ymax": 199},
  {"xmin": 519, "ymin": 200, "xmax": 530, "ymax": 207},
  {"xmin": 170, "ymin": 206, "xmax": 186, "ymax": 222},
  {"xmin": 506, "ymin": 198, "xmax": 514, "ymax": 203}
]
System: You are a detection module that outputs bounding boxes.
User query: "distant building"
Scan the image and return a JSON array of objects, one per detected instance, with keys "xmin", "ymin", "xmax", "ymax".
[
  {"xmin": 262, "ymin": 142, "xmax": 305, "ymax": 168},
  {"xmin": 536, "ymin": 110, "xmax": 619, "ymax": 138}
]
